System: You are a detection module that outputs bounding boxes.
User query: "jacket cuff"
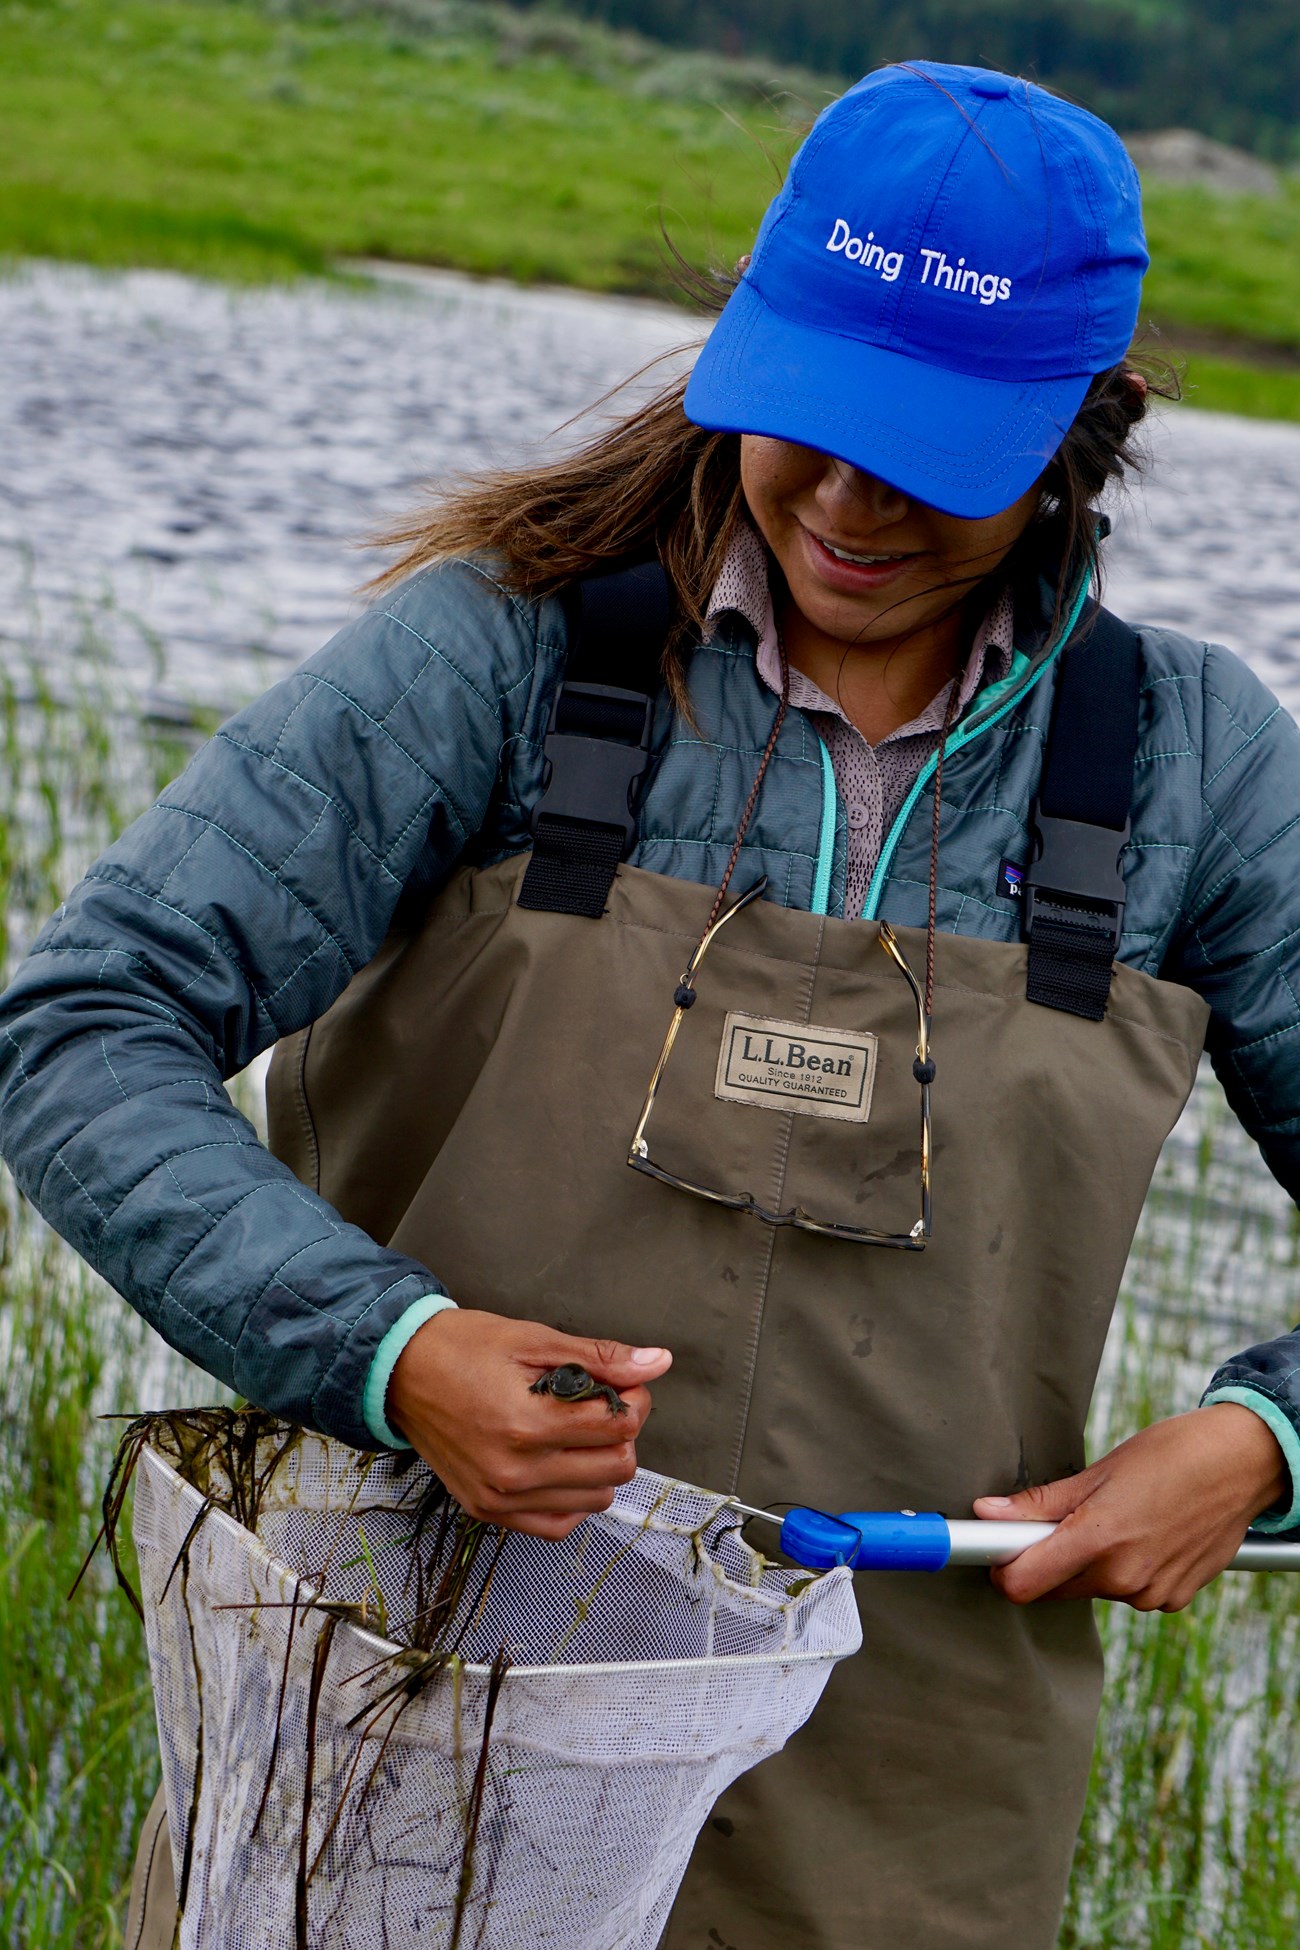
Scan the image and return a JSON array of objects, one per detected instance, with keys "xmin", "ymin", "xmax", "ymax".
[
  {"xmin": 362, "ymin": 1294, "xmax": 459, "ymax": 1449},
  {"xmin": 1201, "ymin": 1385, "xmax": 1300, "ymax": 1533}
]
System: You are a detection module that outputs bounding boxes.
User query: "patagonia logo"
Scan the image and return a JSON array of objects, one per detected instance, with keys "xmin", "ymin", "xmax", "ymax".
[
  {"xmin": 714, "ymin": 1012, "xmax": 878, "ymax": 1124},
  {"xmin": 998, "ymin": 858, "xmax": 1025, "ymax": 899}
]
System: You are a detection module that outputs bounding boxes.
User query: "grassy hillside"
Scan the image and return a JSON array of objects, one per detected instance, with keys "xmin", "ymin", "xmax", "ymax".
[
  {"xmin": 0, "ymin": 0, "xmax": 805, "ymax": 285},
  {"xmin": 3, "ymin": 0, "xmax": 1300, "ymax": 421}
]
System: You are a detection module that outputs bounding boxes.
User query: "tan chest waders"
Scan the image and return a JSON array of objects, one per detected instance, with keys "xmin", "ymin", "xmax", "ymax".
[{"xmin": 265, "ymin": 574, "xmax": 1210, "ymax": 1950}]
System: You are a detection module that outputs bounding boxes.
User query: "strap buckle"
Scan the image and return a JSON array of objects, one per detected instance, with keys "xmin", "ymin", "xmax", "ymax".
[
  {"xmin": 533, "ymin": 682, "xmax": 656, "ymax": 853},
  {"xmin": 1023, "ymin": 800, "xmax": 1130, "ymax": 953}
]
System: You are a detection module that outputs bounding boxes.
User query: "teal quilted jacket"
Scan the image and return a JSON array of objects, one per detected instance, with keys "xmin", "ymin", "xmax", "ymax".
[{"xmin": 2, "ymin": 554, "xmax": 1299, "ymax": 1502}]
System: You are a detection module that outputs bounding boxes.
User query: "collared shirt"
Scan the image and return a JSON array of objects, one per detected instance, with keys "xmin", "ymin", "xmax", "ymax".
[{"xmin": 706, "ymin": 520, "xmax": 1015, "ymax": 918}]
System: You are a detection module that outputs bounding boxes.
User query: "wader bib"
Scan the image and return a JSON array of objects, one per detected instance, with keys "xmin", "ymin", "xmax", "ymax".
[{"xmin": 267, "ymin": 845, "xmax": 1208, "ymax": 1950}]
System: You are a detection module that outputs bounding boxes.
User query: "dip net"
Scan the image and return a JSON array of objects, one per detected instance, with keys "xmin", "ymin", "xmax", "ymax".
[{"xmin": 127, "ymin": 1414, "xmax": 861, "ymax": 1950}]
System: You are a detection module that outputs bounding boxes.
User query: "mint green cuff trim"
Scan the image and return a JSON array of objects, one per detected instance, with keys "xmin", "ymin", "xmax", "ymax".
[
  {"xmin": 1203, "ymin": 1386, "xmax": 1300, "ymax": 1532},
  {"xmin": 363, "ymin": 1294, "xmax": 459, "ymax": 1449}
]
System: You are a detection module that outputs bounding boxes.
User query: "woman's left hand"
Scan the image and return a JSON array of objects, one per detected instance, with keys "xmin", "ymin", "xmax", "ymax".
[{"xmin": 973, "ymin": 1403, "xmax": 1289, "ymax": 1610}]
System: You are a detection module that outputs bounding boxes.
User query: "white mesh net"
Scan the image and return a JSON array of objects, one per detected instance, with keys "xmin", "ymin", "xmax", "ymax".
[{"xmin": 132, "ymin": 1430, "xmax": 861, "ymax": 1949}]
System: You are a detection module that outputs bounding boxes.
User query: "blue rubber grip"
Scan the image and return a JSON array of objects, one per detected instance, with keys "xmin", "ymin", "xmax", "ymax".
[{"xmin": 780, "ymin": 1507, "xmax": 953, "ymax": 1573}]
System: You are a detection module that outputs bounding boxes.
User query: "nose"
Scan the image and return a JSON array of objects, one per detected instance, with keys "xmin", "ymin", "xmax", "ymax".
[{"xmin": 815, "ymin": 459, "xmax": 910, "ymax": 529}]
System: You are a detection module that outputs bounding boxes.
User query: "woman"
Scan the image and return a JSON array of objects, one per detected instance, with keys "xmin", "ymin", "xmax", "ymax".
[{"xmin": 3, "ymin": 59, "xmax": 1299, "ymax": 1950}]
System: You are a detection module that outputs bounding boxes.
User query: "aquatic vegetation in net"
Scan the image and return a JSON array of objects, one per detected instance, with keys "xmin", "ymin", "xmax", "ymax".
[{"xmin": 86, "ymin": 1407, "xmax": 511, "ymax": 1949}]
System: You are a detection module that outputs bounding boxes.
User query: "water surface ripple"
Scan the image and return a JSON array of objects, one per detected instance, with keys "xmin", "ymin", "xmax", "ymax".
[
  {"xmin": 6, "ymin": 258, "xmax": 1300, "ymax": 714},
  {"xmin": 3, "ymin": 262, "xmax": 694, "ymax": 709}
]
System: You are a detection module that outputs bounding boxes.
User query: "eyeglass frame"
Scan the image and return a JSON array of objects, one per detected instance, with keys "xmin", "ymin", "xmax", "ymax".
[{"xmin": 626, "ymin": 879, "xmax": 933, "ymax": 1248}]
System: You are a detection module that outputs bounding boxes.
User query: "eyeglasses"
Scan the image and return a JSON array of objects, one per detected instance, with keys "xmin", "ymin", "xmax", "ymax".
[{"xmin": 626, "ymin": 879, "xmax": 932, "ymax": 1248}]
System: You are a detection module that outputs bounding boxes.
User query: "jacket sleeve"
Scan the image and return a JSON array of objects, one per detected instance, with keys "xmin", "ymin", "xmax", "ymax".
[
  {"xmin": 0, "ymin": 560, "xmax": 550, "ymax": 1450},
  {"xmin": 1163, "ymin": 645, "xmax": 1300, "ymax": 1529}
]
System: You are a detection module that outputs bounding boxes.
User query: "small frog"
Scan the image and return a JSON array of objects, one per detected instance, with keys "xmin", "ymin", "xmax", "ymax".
[{"xmin": 529, "ymin": 1364, "xmax": 627, "ymax": 1416}]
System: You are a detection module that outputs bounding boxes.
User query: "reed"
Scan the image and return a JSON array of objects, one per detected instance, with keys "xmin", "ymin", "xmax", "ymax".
[
  {"xmin": 0, "ymin": 613, "xmax": 247, "ymax": 1948},
  {"xmin": 1062, "ymin": 1086, "xmax": 1300, "ymax": 1947}
]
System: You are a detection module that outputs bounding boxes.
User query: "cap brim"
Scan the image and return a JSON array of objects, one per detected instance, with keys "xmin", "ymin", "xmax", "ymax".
[{"xmin": 683, "ymin": 278, "xmax": 1092, "ymax": 520}]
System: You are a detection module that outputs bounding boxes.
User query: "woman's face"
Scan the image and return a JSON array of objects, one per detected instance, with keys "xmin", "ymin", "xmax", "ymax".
[{"xmin": 739, "ymin": 436, "xmax": 1041, "ymax": 658}]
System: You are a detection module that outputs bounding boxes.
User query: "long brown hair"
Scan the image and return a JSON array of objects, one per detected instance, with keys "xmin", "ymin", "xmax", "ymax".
[
  {"xmin": 368, "ymin": 277, "xmax": 1177, "ymax": 702},
  {"xmin": 369, "ymin": 352, "xmax": 744, "ymax": 703}
]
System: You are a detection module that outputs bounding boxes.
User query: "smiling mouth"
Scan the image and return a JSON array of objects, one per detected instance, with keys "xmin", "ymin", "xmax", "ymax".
[{"xmin": 813, "ymin": 534, "xmax": 920, "ymax": 568}]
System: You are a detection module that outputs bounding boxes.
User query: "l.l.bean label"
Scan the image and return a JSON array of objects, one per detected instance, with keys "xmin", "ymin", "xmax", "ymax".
[{"xmin": 714, "ymin": 1011, "xmax": 878, "ymax": 1123}]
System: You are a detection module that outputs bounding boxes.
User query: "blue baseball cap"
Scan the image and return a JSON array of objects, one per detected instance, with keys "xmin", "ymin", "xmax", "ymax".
[{"xmin": 684, "ymin": 61, "xmax": 1148, "ymax": 519}]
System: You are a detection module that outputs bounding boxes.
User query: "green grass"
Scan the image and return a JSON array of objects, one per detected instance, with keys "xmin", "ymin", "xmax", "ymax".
[
  {"xmin": 1061, "ymin": 1088, "xmax": 1300, "ymax": 1946},
  {"xmin": 1144, "ymin": 181, "xmax": 1300, "ymax": 356},
  {"xmin": 1166, "ymin": 352, "xmax": 1300, "ymax": 425},
  {"xmin": 0, "ymin": 1245, "xmax": 162, "ymax": 1949},
  {"xmin": 4, "ymin": 0, "xmax": 1300, "ymax": 420},
  {"xmin": 1140, "ymin": 177, "xmax": 1300, "ymax": 420},
  {"xmin": 0, "ymin": 608, "xmax": 241, "ymax": 1947},
  {"xmin": 0, "ymin": 0, "xmax": 804, "ymax": 293},
  {"xmin": 3, "ymin": 611, "xmax": 1300, "ymax": 1942}
]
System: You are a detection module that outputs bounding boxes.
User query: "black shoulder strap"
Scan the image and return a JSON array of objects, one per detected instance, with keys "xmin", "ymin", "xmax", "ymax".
[
  {"xmin": 516, "ymin": 560, "xmax": 672, "ymax": 917},
  {"xmin": 1022, "ymin": 603, "xmax": 1141, "ymax": 1021}
]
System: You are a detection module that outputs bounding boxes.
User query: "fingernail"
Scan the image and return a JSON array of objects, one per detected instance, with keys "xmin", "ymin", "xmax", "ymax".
[
  {"xmin": 980, "ymin": 1496, "xmax": 1013, "ymax": 1508},
  {"xmin": 631, "ymin": 1346, "xmax": 668, "ymax": 1366}
]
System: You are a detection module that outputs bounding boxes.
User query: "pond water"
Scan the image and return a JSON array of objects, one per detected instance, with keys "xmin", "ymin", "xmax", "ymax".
[
  {"xmin": 4, "ymin": 256, "xmax": 1300, "ymax": 1357},
  {"xmin": 6, "ymin": 257, "xmax": 1300, "ymax": 715},
  {"xmin": 2, "ymin": 260, "xmax": 696, "ymax": 710}
]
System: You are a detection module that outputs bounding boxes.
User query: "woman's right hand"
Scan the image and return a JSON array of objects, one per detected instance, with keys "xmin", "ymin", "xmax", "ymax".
[{"xmin": 385, "ymin": 1308, "xmax": 674, "ymax": 1539}]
